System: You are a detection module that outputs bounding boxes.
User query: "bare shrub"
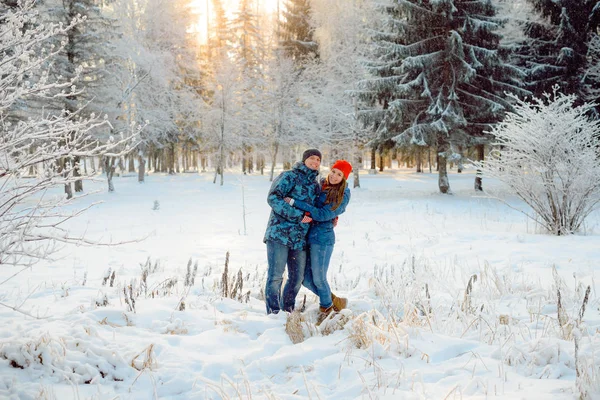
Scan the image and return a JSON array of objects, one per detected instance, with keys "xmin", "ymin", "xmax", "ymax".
[{"xmin": 476, "ymin": 87, "xmax": 600, "ymax": 235}]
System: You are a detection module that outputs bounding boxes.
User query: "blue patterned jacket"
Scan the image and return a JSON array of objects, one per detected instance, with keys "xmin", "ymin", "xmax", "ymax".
[
  {"xmin": 263, "ymin": 162, "xmax": 320, "ymax": 250},
  {"xmin": 292, "ymin": 181, "xmax": 351, "ymax": 246}
]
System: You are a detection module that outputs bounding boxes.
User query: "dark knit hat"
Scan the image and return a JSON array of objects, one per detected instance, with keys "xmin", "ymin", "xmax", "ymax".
[
  {"xmin": 331, "ymin": 159, "xmax": 352, "ymax": 180},
  {"xmin": 302, "ymin": 148, "xmax": 322, "ymax": 162}
]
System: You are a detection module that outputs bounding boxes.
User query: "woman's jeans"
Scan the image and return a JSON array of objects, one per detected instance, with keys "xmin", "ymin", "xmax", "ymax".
[
  {"xmin": 303, "ymin": 243, "xmax": 334, "ymax": 309},
  {"xmin": 265, "ymin": 240, "xmax": 306, "ymax": 314}
]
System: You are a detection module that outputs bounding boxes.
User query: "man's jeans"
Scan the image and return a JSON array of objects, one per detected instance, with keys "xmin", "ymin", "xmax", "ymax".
[
  {"xmin": 303, "ymin": 244, "xmax": 334, "ymax": 309},
  {"xmin": 265, "ymin": 240, "xmax": 306, "ymax": 314}
]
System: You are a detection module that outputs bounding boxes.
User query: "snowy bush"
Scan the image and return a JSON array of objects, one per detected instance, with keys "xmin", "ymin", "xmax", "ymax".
[
  {"xmin": 0, "ymin": 331, "xmax": 132, "ymax": 384},
  {"xmin": 477, "ymin": 88, "xmax": 600, "ymax": 235}
]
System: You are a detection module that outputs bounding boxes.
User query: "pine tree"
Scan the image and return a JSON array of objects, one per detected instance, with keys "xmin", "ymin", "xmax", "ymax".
[
  {"xmin": 358, "ymin": 0, "xmax": 526, "ymax": 193},
  {"xmin": 280, "ymin": 0, "xmax": 317, "ymax": 61},
  {"xmin": 208, "ymin": 0, "xmax": 233, "ymax": 56},
  {"xmin": 522, "ymin": 0, "xmax": 600, "ymax": 99},
  {"xmin": 231, "ymin": 0, "xmax": 263, "ymax": 74}
]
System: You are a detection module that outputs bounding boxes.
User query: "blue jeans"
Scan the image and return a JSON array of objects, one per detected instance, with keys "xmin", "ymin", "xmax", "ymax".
[
  {"xmin": 265, "ymin": 240, "xmax": 306, "ymax": 314},
  {"xmin": 303, "ymin": 244, "xmax": 334, "ymax": 309}
]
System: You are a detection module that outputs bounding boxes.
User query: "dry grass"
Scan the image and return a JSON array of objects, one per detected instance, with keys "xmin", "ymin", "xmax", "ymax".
[
  {"xmin": 320, "ymin": 310, "xmax": 352, "ymax": 336},
  {"xmin": 130, "ymin": 344, "xmax": 157, "ymax": 371},
  {"xmin": 285, "ymin": 311, "xmax": 310, "ymax": 344}
]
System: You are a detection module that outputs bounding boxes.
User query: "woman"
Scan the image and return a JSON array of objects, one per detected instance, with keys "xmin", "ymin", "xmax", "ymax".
[{"xmin": 285, "ymin": 159, "xmax": 352, "ymax": 323}]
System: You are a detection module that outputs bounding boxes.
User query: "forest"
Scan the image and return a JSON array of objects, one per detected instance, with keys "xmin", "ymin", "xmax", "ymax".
[{"xmin": 3, "ymin": 0, "xmax": 599, "ymax": 189}]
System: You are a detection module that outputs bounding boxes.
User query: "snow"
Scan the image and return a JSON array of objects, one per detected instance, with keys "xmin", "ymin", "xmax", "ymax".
[{"xmin": 0, "ymin": 168, "xmax": 599, "ymax": 399}]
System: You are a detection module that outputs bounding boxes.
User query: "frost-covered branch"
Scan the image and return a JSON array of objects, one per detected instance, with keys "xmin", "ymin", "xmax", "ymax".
[{"xmin": 0, "ymin": 0, "xmax": 136, "ymax": 269}]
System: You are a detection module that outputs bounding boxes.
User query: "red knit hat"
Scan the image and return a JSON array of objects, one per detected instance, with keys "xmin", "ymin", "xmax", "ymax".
[{"xmin": 331, "ymin": 160, "xmax": 352, "ymax": 180}]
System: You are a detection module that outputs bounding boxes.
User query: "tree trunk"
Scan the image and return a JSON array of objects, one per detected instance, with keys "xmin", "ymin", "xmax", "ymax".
[
  {"xmin": 192, "ymin": 150, "xmax": 198, "ymax": 171},
  {"xmin": 64, "ymin": 182, "xmax": 73, "ymax": 199},
  {"xmin": 428, "ymin": 146, "xmax": 432, "ymax": 173},
  {"xmin": 104, "ymin": 156, "xmax": 115, "ymax": 192},
  {"xmin": 60, "ymin": 158, "xmax": 73, "ymax": 199},
  {"xmin": 416, "ymin": 146, "xmax": 423, "ymax": 173},
  {"xmin": 437, "ymin": 140, "xmax": 450, "ymax": 194},
  {"xmin": 118, "ymin": 157, "xmax": 125, "ymax": 175},
  {"xmin": 353, "ymin": 152, "xmax": 361, "ymax": 188},
  {"xmin": 138, "ymin": 154, "xmax": 145, "ymax": 183},
  {"xmin": 370, "ymin": 147, "xmax": 376, "ymax": 171},
  {"xmin": 28, "ymin": 146, "xmax": 36, "ymax": 176},
  {"xmin": 220, "ymin": 144, "xmax": 224, "ymax": 186},
  {"xmin": 474, "ymin": 144, "xmax": 485, "ymax": 191},
  {"xmin": 128, "ymin": 154, "xmax": 136, "ymax": 173},
  {"xmin": 379, "ymin": 152, "xmax": 384, "ymax": 172},
  {"xmin": 182, "ymin": 146, "xmax": 188, "ymax": 172},
  {"xmin": 457, "ymin": 146, "xmax": 464, "ymax": 173},
  {"xmin": 168, "ymin": 144, "xmax": 176, "ymax": 175},
  {"xmin": 270, "ymin": 143, "xmax": 279, "ymax": 182},
  {"xmin": 74, "ymin": 156, "xmax": 83, "ymax": 192},
  {"xmin": 242, "ymin": 143, "xmax": 248, "ymax": 174}
]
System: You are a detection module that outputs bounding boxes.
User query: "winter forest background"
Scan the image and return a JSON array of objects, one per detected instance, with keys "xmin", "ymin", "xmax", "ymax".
[{"xmin": 2, "ymin": 0, "xmax": 600, "ymax": 399}]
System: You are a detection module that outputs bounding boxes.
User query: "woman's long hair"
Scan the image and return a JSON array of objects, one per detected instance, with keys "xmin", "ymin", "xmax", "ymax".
[{"xmin": 322, "ymin": 177, "xmax": 347, "ymax": 211}]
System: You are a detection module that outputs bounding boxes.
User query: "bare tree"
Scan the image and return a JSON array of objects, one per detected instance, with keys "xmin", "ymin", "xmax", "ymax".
[{"xmin": 0, "ymin": 1, "xmax": 134, "ymax": 271}]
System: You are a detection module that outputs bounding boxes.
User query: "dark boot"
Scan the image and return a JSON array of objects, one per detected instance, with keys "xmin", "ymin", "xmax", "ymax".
[
  {"xmin": 331, "ymin": 293, "xmax": 348, "ymax": 312},
  {"xmin": 316, "ymin": 305, "xmax": 334, "ymax": 326}
]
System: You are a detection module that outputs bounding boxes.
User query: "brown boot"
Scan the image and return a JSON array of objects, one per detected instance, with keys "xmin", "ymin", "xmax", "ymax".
[
  {"xmin": 331, "ymin": 293, "xmax": 348, "ymax": 312},
  {"xmin": 316, "ymin": 305, "xmax": 334, "ymax": 326}
]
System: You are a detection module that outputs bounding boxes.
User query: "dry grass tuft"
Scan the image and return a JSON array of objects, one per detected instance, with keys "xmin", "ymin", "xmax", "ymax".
[
  {"xmin": 319, "ymin": 310, "xmax": 352, "ymax": 336},
  {"xmin": 346, "ymin": 309, "xmax": 414, "ymax": 358},
  {"xmin": 98, "ymin": 317, "xmax": 122, "ymax": 328},
  {"xmin": 285, "ymin": 311, "xmax": 309, "ymax": 344},
  {"xmin": 131, "ymin": 344, "xmax": 157, "ymax": 371}
]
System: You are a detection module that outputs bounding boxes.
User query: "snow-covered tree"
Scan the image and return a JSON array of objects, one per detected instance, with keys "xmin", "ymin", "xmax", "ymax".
[
  {"xmin": 309, "ymin": 0, "xmax": 377, "ymax": 187},
  {"xmin": 477, "ymin": 88, "xmax": 600, "ymax": 235},
  {"xmin": 260, "ymin": 54, "xmax": 310, "ymax": 180},
  {"xmin": 280, "ymin": 0, "xmax": 318, "ymax": 61},
  {"xmin": 0, "ymin": 0, "xmax": 134, "ymax": 268},
  {"xmin": 207, "ymin": 0, "xmax": 233, "ymax": 59},
  {"xmin": 106, "ymin": 0, "xmax": 204, "ymax": 179},
  {"xmin": 230, "ymin": 0, "xmax": 265, "ymax": 174},
  {"xmin": 35, "ymin": 0, "xmax": 124, "ymax": 196},
  {"xmin": 358, "ymin": 0, "xmax": 527, "ymax": 193},
  {"xmin": 583, "ymin": 33, "xmax": 600, "ymax": 109},
  {"xmin": 203, "ymin": 54, "xmax": 244, "ymax": 185},
  {"xmin": 521, "ymin": 0, "xmax": 600, "ymax": 99}
]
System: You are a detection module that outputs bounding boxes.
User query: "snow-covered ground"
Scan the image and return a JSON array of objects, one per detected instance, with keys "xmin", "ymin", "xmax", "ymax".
[{"xmin": 1, "ymin": 168, "xmax": 599, "ymax": 399}]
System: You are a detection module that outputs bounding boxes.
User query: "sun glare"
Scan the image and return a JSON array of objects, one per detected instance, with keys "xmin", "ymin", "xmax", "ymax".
[{"xmin": 189, "ymin": 0, "xmax": 280, "ymax": 44}]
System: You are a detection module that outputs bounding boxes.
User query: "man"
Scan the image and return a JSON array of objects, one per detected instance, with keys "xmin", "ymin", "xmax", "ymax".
[{"xmin": 263, "ymin": 149, "xmax": 321, "ymax": 314}]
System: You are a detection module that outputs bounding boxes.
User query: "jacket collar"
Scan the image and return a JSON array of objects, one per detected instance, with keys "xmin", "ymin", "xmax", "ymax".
[{"xmin": 293, "ymin": 161, "xmax": 319, "ymax": 178}]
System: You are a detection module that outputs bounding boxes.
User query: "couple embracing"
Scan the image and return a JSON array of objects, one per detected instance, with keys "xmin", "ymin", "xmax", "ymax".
[{"xmin": 263, "ymin": 149, "xmax": 352, "ymax": 324}]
